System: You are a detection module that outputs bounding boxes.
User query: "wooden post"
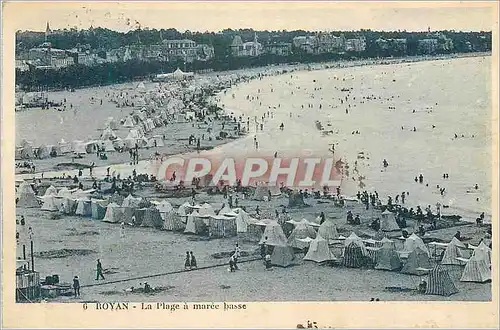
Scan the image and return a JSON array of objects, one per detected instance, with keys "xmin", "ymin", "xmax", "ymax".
[
  {"xmin": 30, "ymin": 240, "xmax": 34, "ymax": 271},
  {"xmin": 23, "ymin": 244, "xmax": 26, "ymax": 262}
]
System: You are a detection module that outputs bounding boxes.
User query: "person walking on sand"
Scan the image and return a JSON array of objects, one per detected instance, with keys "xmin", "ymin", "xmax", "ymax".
[
  {"xmin": 95, "ymin": 259, "xmax": 105, "ymax": 280},
  {"xmin": 73, "ymin": 276, "xmax": 80, "ymax": 297},
  {"xmin": 184, "ymin": 251, "xmax": 191, "ymax": 270},
  {"xmin": 190, "ymin": 251, "xmax": 197, "ymax": 269},
  {"xmin": 120, "ymin": 222, "xmax": 125, "ymax": 238},
  {"xmin": 234, "ymin": 243, "xmax": 241, "ymax": 264}
]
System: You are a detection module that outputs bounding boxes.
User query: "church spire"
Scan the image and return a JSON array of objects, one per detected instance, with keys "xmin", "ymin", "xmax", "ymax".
[{"xmin": 45, "ymin": 21, "xmax": 51, "ymax": 41}]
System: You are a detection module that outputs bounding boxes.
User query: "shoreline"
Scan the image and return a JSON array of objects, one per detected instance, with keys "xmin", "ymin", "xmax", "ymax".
[{"xmin": 15, "ymin": 53, "xmax": 492, "ymax": 223}]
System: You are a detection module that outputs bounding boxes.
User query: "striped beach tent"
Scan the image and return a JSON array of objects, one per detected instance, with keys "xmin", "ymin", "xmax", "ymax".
[
  {"xmin": 17, "ymin": 182, "xmax": 40, "ymax": 208},
  {"xmin": 163, "ymin": 211, "xmax": 185, "ymax": 231},
  {"xmin": 141, "ymin": 207, "xmax": 163, "ymax": 228},
  {"xmin": 133, "ymin": 208, "xmax": 147, "ymax": 226},
  {"xmin": 460, "ymin": 252, "xmax": 491, "ymax": 283},
  {"xmin": 441, "ymin": 237, "xmax": 467, "ymax": 265},
  {"xmin": 208, "ymin": 215, "xmax": 237, "ymax": 238},
  {"xmin": 425, "ymin": 265, "xmax": 459, "ymax": 296},
  {"xmin": 91, "ymin": 200, "xmax": 108, "ymax": 220},
  {"xmin": 343, "ymin": 242, "xmax": 366, "ymax": 268}
]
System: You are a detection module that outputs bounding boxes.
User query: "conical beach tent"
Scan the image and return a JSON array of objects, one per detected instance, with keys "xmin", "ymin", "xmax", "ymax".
[
  {"xmin": 102, "ymin": 202, "xmax": 121, "ymax": 223},
  {"xmin": 343, "ymin": 232, "xmax": 368, "ymax": 256},
  {"xmin": 16, "ymin": 182, "xmax": 39, "ymax": 208},
  {"xmin": 380, "ymin": 210, "xmax": 400, "ymax": 232},
  {"xmin": 343, "ymin": 242, "xmax": 366, "ymax": 268},
  {"xmin": 425, "ymin": 265, "xmax": 459, "ymax": 296},
  {"xmin": 375, "ymin": 244, "xmax": 402, "ymax": 271},
  {"xmin": 184, "ymin": 211, "xmax": 207, "ymax": 234},
  {"xmin": 271, "ymin": 245, "xmax": 295, "ymax": 267},
  {"xmin": 401, "ymin": 247, "xmax": 432, "ymax": 275},
  {"xmin": 441, "ymin": 237, "xmax": 467, "ymax": 265},
  {"xmin": 403, "ymin": 233, "xmax": 430, "ymax": 257},
  {"xmin": 44, "ymin": 185, "xmax": 58, "ymax": 197},
  {"xmin": 472, "ymin": 242, "xmax": 492, "ymax": 265},
  {"xmin": 75, "ymin": 199, "xmax": 92, "ymax": 216},
  {"xmin": 460, "ymin": 253, "xmax": 491, "ymax": 283},
  {"xmin": 40, "ymin": 195, "xmax": 59, "ymax": 211},
  {"xmin": 287, "ymin": 219, "xmax": 317, "ymax": 249},
  {"xmin": 304, "ymin": 235, "xmax": 335, "ymax": 263},
  {"xmin": 259, "ymin": 222, "xmax": 287, "ymax": 246},
  {"xmin": 235, "ymin": 209, "xmax": 257, "ymax": 233},
  {"xmin": 318, "ymin": 220, "xmax": 339, "ymax": 240}
]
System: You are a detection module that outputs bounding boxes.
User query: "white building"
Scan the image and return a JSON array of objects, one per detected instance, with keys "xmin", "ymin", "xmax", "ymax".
[{"xmin": 230, "ymin": 34, "xmax": 263, "ymax": 57}]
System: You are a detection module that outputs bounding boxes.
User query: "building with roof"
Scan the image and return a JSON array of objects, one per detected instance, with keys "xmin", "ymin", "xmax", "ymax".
[
  {"xmin": 264, "ymin": 42, "xmax": 293, "ymax": 56},
  {"xmin": 230, "ymin": 34, "xmax": 263, "ymax": 57},
  {"xmin": 161, "ymin": 39, "xmax": 198, "ymax": 62}
]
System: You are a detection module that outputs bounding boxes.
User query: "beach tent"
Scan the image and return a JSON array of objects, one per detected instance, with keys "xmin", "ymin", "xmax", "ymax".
[
  {"xmin": 304, "ymin": 235, "xmax": 336, "ymax": 263},
  {"xmin": 318, "ymin": 220, "xmax": 339, "ymax": 240},
  {"xmin": 122, "ymin": 194, "xmax": 142, "ymax": 208},
  {"xmin": 380, "ymin": 210, "xmax": 400, "ymax": 232},
  {"xmin": 137, "ymin": 81, "xmax": 146, "ymax": 89},
  {"xmin": 198, "ymin": 203, "xmax": 216, "ymax": 217},
  {"xmin": 102, "ymin": 202, "xmax": 121, "ymax": 223},
  {"xmin": 375, "ymin": 244, "xmax": 402, "ymax": 271},
  {"xmin": 177, "ymin": 202, "xmax": 193, "ymax": 216},
  {"xmin": 441, "ymin": 237, "xmax": 467, "ymax": 265},
  {"xmin": 235, "ymin": 209, "xmax": 257, "ymax": 233},
  {"xmin": 16, "ymin": 182, "xmax": 39, "ymax": 208},
  {"xmin": 471, "ymin": 242, "xmax": 492, "ymax": 265},
  {"xmin": 141, "ymin": 208, "xmax": 163, "ymax": 229},
  {"xmin": 44, "ymin": 185, "xmax": 58, "ymax": 197},
  {"xmin": 59, "ymin": 197, "xmax": 76, "ymax": 215},
  {"xmin": 58, "ymin": 139, "xmax": 72, "ymax": 154},
  {"xmin": 344, "ymin": 232, "xmax": 368, "ymax": 255},
  {"xmin": 271, "ymin": 245, "xmax": 295, "ymax": 267},
  {"xmin": 152, "ymin": 200, "xmax": 174, "ymax": 213},
  {"xmin": 287, "ymin": 219, "xmax": 317, "ymax": 249},
  {"xmin": 163, "ymin": 211, "xmax": 185, "ymax": 231},
  {"xmin": 57, "ymin": 187, "xmax": 73, "ymax": 198},
  {"xmin": 40, "ymin": 195, "xmax": 59, "ymax": 211},
  {"xmin": 37, "ymin": 144, "xmax": 51, "ymax": 159},
  {"xmin": 253, "ymin": 184, "xmax": 280, "ymax": 201},
  {"xmin": 460, "ymin": 252, "xmax": 491, "ymax": 283},
  {"xmin": 72, "ymin": 140, "xmax": 87, "ymax": 155},
  {"xmin": 402, "ymin": 233, "xmax": 430, "ymax": 257},
  {"xmin": 101, "ymin": 128, "xmax": 117, "ymax": 141},
  {"xmin": 208, "ymin": 215, "xmax": 237, "ymax": 238},
  {"xmin": 425, "ymin": 265, "xmax": 459, "ymax": 296},
  {"xmin": 123, "ymin": 116, "xmax": 135, "ymax": 128},
  {"xmin": 259, "ymin": 222, "xmax": 287, "ymax": 246},
  {"xmin": 91, "ymin": 200, "xmax": 108, "ymax": 220},
  {"xmin": 132, "ymin": 208, "xmax": 146, "ymax": 226},
  {"xmin": 75, "ymin": 199, "xmax": 92, "ymax": 216},
  {"xmin": 184, "ymin": 211, "xmax": 207, "ymax": 234},
  {"xmin": 401, "ymin": 247, "xmax": 432, "ymax": 275},
  {"xmin": 117, "ymin": 207, "xmax": 134, "ymax": 225},
  {"xmin": 343, "ymin": 242, "xmax": 367, "ymax": 268},
  {"xmin": 19, "ymin": 145, "xmax": 34, "ymax": 159}
]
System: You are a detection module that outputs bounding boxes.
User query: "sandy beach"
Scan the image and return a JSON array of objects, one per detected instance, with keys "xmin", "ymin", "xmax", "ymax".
[{"xmin": 14, "ymin": 54, "xmax": 493, "ymax": 303}]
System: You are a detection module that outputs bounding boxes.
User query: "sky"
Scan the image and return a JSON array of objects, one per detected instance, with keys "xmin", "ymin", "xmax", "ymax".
[{"xmin": 4, "ymin": 2, "xmax": 498, "ymax": 33}]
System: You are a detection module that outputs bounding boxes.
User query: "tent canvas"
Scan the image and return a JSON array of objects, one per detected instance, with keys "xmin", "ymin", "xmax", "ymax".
[
  {"xmin": 472, "ymin": 242, "xmax": 492, "ymax": 265},
  {"xmin": 343, "ymin": 232, "xmax": 368, "ymax": 256},
  {"xmin": 304, "ymin": 235, "xmax": 336, "ymax": 263},
  {"xmin": 460, "ymin": 253, "xmax": 491, "ymax": 283},
  {"xmin": 287, "ymin": 220, "xmax": 317, "ymax": 249},
  {"xmin": 401, "ymin": 247, "xmax": 431, "ymax": 275},
  {"xmin": 343, "ymin": 242, "xmax": 366, "ymax": 268},
  {"xmin": 259, "ymin": 222, "xmax": 287, "ymax": 246},
  {"xmin": 375, "ymin": 245, "xmax": 402, "ymax": 271},
  {"xmin": 208, "ymin": 215, "xmax": 237, "ymax": 238},
  {"xmin": 102, "ymin": 202, "xmax": 121, "ymax": 223},
  {"xmin": 271, "ymin": 245, "xmax": 295, "ymax": 267},
  {"xmin": 425, "ymin": 265, "xmax": 459, "ymax": 296},
  {"xmin": 141, "ymin": 208, "xmax": 163, "ymax": 228},
  {"xmin": 59, "ymin": 197, "xmax": 76, "ymax": 214},
  {"xmin": 16, "ymin": 182, "xmax": 39, "ymax": 208},
  {"xmin": 380, "ymin": 210, "xmax": 400, "ymax": 232},
  {"xmin": 235, "ymin": 209, "xmax": 256, "ymax": 233},
  {"xmin": 44, "ymin": 185, "xmax": 58, "ymax": 197},
  {"xmin": 163, "ymin": 211, "xmax": 185, "ymax": 231},
  {"xmin": 184, "ymin": 211, "xmax": 207, "ymax": 234},
  {"xmin": 91, "ymin": 200, "xmax": 108, "ymax": 220},
  {"xmin": 403, "ymin": 233, "xmax": 430, "ymax": 257},
  {"xmin": 441, "ymin": 237, "xmax": 467, "ymax": 265},
  {"xmin": 75, "ymin": 199, "xmax": 92, "ymax": 216},
  {"xmin": 40, "ymin": 196, "xmax": 59, "ymax": 211},
  {"xmin": 318, "ymin": 220, "xmax": 339, "ymax": 240},
  {"xmin": 152, "ymin": 200, "xmax": 174, "ymax": 213},
  {"xmin": 123, "ymin": 116, "xmax": 135, "ymax": 128}
]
